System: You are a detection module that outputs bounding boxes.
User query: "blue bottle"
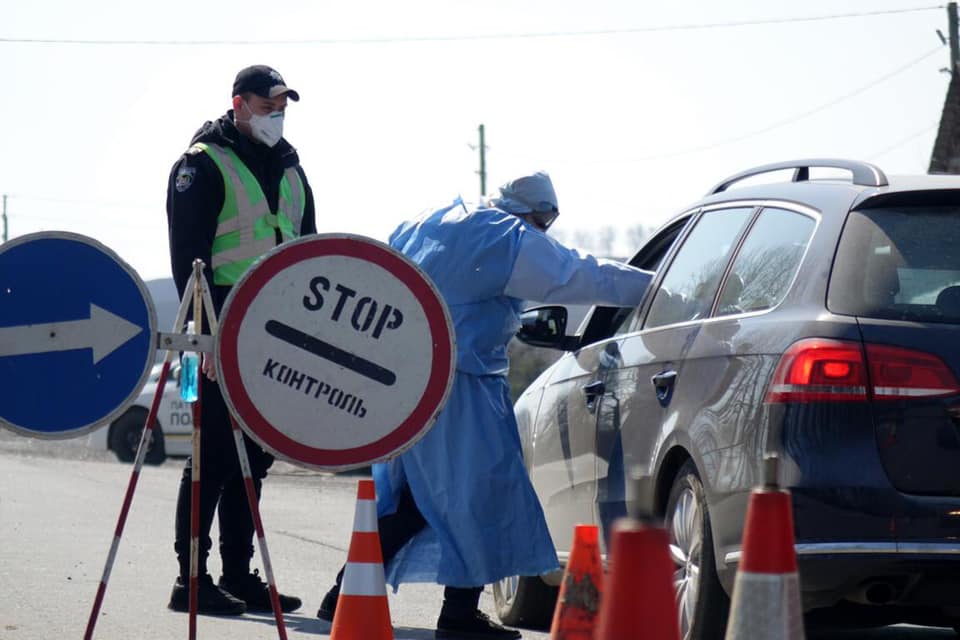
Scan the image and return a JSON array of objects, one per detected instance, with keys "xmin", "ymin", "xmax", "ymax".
[{"xmin": 180, "ymin": 320, "xmax": 199, "ymax": 403}]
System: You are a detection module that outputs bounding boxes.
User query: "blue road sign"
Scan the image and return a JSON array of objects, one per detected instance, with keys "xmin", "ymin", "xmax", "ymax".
[{"xmin": 0, "ymin": 232, "xmax": 157, "ymax": 439}]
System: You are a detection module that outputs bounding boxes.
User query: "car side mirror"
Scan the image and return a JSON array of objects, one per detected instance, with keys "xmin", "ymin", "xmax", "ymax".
[{"xmin": 516, "ymin": 305, "xmax": 578, "ymax": 351}]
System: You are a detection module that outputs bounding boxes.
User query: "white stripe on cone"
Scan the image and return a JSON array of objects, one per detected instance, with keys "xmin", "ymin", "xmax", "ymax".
[
  {"xmin": 353, "ymin": 499, "xmax": 378, "ymax": 532},
  {"xmin": 342, "ymin": 562, "xmax": 388, "ymax": 597},
  {"xmin": 724, "ymin": 571, "xmax": 805, "ymax": 639},
  {"xmin": 340, "ymin": 494, "xmax": 386, "ymax": 597}
]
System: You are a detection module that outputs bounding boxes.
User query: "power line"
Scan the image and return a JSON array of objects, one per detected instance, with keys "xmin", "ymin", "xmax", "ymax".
[
  {"xmin": 866, "ymin": 121, "xmax": 940, "ymax": 160},
  {"xmin": 0, "ymin": 5, "xmax": 943, "ymax": 46},
  {"xmin": 1, "ymin": 194, "xmax": 162, "ymax": 232},
  {"xmin": 556, "ymin": 44, "xmax": 946, "ymax": 167},
  {"xmin": 2, "ymin": 42, "xmax": 947, "ymax": 207},
  {"xmin": 17, "ymin": 215, "xmax": 161, "ymax": 228},
  {"xmin": 7, "ymin": 194, "xmax": 156, "ymax": 210}
]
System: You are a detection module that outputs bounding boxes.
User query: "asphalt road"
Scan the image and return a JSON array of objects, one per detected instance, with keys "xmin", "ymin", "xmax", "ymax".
[
  {"xmin": 0, "ymin": 431, "xmax": 550, "ymax": 640},
  {"xmin": 0, "ymin": 431, "xmax": 957, "ymax": 639}
]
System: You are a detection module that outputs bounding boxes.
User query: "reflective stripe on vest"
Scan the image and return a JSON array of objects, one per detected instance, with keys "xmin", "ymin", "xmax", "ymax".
[{"xmin": 192, "ymin": 142, "xmax": 305, "ymax": 285}]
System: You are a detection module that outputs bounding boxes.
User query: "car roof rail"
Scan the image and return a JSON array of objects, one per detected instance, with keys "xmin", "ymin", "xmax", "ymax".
[{"xmin": 706, "ymin": 159, "xmax": 888, "ymax": 195}]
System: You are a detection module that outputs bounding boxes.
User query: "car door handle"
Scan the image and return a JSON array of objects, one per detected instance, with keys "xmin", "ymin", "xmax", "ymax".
[
  {"xmin": 582, "ymin": 380, "xmax": 606, "ymax": 401},
  {"xmin": 651, "ymin": 371, "xmax": 677, "ymax": 389},
  {"xmin": 651, "ymin": 370, "xmax": 677, "ymax": 407}
]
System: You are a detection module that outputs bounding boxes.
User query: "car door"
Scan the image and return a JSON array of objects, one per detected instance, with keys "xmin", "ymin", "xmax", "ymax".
[
  {"xmin": 590, "ymin": 218, "xmax": 694, "ymax": 544},
  {"xmin": 529, "ymin": 339, "xmax": 612, "ymax": 552},
  {"xmin": 681, "ymin": 205, "xmax": 818, "ymax": 494},
  {"xmin": 595, "ymin": 206, "xmax": 756, "ymax": 549},
  {"xmin": 528, "ymin": 217, "xmax": 689, "ymax": 555}
]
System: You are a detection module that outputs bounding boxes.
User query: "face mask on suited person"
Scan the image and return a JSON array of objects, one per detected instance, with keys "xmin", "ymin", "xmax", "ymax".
[{"xmin": 239, "ymin": 100, "xmax": 284, "ymax": 147}]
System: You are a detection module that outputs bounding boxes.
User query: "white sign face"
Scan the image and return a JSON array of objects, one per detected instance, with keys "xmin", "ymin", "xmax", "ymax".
[{"xmin": 217, "ymin": 235, "xmax": 455, "ymax": 471}]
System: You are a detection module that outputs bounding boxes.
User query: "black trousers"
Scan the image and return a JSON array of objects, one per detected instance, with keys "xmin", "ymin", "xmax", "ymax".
[
  {"xmin": 336, "ymin": 485, "xmax": 482, "ymax": 614},
  {"xmin": 174, "ymin": 375, "xmax": 274, "ymax": 581}
]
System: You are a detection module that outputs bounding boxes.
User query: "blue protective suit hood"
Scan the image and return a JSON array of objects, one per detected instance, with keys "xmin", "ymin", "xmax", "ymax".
[{"xmin": 489, "ymin": 170, "xmax": 558, "ymax": 214}]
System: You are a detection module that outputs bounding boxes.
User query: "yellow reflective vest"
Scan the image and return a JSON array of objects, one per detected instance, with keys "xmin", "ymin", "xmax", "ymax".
[{"xmin": 192, "ymin": 142, "xmax": 305, "ymax": 285}]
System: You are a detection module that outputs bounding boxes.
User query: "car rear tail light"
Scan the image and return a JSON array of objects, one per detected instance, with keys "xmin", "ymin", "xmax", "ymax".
[
  {"xmin": 765, "ymin": 338, "xmax": 960, "ymax": 403},
  {"xmin": 865, "ymin": 344, "xmax": 960, "ymax": 399},
  {"xmin": 766, "ymin": 339, "xmax": 868, "ymax": 403}
]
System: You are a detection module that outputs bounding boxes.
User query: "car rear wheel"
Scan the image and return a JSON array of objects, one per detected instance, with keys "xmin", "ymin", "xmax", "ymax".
[
  {"xmin": 109, "ymin": 409, "xmax": 166, "ymax": 465},
  {"xmin": 492, "ymin": 574, "xmax": 558, "ymax": 629},
  {"xmin": 667, "ymin": 460, "xmax": 729, "ymax": 640}
]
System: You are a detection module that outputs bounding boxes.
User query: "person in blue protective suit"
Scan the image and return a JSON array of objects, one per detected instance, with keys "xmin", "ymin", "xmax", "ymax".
[{"xmin": 317, "ymin": 170, "xmax": 654, "ymax": 639}]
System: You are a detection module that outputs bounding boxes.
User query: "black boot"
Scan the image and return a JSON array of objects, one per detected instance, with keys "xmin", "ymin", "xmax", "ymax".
[
  {"xmin": 218, "ymin": 569, "xmax": 302, "ymax": 613},
  {"xmin": 316, "ymin": 584, "xmax": 339, "ymax": 621},
  {"xmin": 435, "ymin": 609, "xmax": 522, "ymax": 639},
  {"xmin": 168, "ymin": 575, "xmax": 246, "ymax": 616}
]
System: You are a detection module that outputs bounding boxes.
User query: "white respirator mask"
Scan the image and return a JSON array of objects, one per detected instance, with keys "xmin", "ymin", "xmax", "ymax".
[{"xmin": 241, "ymin": 101, "xmax": 284, "ymax": 147}]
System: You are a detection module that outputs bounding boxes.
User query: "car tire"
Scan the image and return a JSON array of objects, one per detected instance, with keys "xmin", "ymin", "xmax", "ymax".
[
  {"xmin": 492, "ymin": 574, "xmax": 558, "ymax": 630},
  {"xmin": 666, "ymin": 460, "xmax": 729, "ymax": 640},
  {"xmin": 109, "ymin": 409, "xmax": 166, "ymax": 465}
]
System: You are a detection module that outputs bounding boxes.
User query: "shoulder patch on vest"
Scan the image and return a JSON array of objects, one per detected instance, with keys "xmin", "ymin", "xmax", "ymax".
[{"xmin": 175, "ymin": 165, "xmax": 196, "ymax": 192}]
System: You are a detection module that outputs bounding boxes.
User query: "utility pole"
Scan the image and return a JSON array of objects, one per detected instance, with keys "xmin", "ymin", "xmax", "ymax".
[
  {"xmin": 477, "ymin": 124, "xmax": 487, "ymax": 198},
  {"xmin": 929, "ymin": 2, "xmax": 960, "ymax": 173},
  {"xmin": 2, "ymin": 194, "xmax": 7, "ymax": 243},
  {"xmin": 950, "ymin": 2, "xmax": 959, "ymax": 75}
]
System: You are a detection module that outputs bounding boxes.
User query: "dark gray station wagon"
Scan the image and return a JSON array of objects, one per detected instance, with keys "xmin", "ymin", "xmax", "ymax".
[{"xmin": 495, "ymin": 160, "xmax": 960, "ymax": 638}]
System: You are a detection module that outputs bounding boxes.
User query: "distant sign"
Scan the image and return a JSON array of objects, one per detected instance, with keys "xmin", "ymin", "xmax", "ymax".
[
  {"xmin": 0, "ymin": 232, "xmax": 156, "ymax": 438},
  {"xmin": 217, "ymin": 234, "xmax": 455, "ymax": 471}
]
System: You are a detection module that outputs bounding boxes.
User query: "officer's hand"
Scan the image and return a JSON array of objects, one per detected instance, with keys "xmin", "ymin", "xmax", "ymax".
[{"xmin": 201, "ymin": 352, "xmax": 218, "ymax": 382}]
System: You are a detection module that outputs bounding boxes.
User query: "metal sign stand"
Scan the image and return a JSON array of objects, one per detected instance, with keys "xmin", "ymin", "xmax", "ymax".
[
  {"xmin": 83, "ymin": 260, "xmax": 289, "ymax": 640},
  {"xmin": 195, "ymin": 260, "xmax": 289, "ymax": 640},
  {"xmin": 186, "ymin": 260, "xmax": 209, "ymax": 640}
]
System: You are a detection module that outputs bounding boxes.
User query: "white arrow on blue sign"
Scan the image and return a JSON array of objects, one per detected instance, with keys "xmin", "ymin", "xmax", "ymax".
[{"xmin": 0, "ymin": 232, "xmax": 157, "ymax": 439}]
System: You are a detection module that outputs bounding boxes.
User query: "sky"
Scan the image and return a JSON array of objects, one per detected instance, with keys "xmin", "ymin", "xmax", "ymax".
[{"xmin": 0, "ymin": 0, "xmax": 953, "ymax": 282}]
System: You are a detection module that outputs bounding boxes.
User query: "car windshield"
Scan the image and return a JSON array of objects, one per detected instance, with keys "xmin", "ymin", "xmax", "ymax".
[{"xmin": 829, "ymin": 205, "xmax": 960, "ymax": 323}]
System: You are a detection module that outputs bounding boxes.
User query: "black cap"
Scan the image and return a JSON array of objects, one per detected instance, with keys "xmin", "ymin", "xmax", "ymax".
[{"xmin": 232, "ymin": 65, "xmax": 300, "ymax": 101}]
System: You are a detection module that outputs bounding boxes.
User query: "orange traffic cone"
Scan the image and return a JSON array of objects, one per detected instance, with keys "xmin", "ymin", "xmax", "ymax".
[
  {"xmin": 723, "ymin": 455, "xmax": 805, "ymax": 640},
  {"xmin": 549, "ymin": 524, "xmax": 603, "ymax": 639},
  {"xmin": 594, "ymin": 518, "xmax": 680, "ymax": 640},
  {"xmin": 330, "ymin": 479, "xmax": 393, "ymax": 640}
]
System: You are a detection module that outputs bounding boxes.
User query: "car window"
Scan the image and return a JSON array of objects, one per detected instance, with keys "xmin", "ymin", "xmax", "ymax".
[
  {"xmin": 578, "ymin": 217, "xmax": 691, "ymax": 345},
  {"xmin": 829, "ymin": 205, "xmax": 960, "ymax": 322},
  {"xmin": 644, "ymin": 207, "xmax": 754, "ymax": 329},
  {"xmin": 608, "ymin": 218, "xmax": 693, "ymax": 337},
  {"xmin": 715, "ymin": 207, "xmax": 815, "ymax": 316}
]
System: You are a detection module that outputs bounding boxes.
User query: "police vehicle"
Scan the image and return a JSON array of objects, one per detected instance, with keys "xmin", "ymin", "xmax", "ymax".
[{"xmin": 87, "ymin": 362, "xmax": 192, "ymax": 464}]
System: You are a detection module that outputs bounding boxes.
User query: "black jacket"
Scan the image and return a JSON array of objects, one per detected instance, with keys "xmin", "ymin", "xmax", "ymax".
[{"xmin": 166, "ymin": 112, "xmax": 317, "ymax": 318}]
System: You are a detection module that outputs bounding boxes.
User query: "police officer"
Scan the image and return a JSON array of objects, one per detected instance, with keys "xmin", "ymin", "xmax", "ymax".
[{"xmin": 166, "ymin": 64, "xmax": 316, "ymax": 615}]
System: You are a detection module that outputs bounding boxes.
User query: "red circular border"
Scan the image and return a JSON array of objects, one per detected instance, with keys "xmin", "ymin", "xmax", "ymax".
[{"xmin": 218, "ymin": 237, "xmax": 453, "ymax": 468}]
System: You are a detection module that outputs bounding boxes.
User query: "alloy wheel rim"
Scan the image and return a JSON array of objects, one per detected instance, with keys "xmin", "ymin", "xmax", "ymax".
[
  {"xmin": 125, "ymin": 428, "xmax": 154, "ymax": 453},
  {"xmin": 669, "ymin": 486, "xmax": 703, "ymax": 639}
]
